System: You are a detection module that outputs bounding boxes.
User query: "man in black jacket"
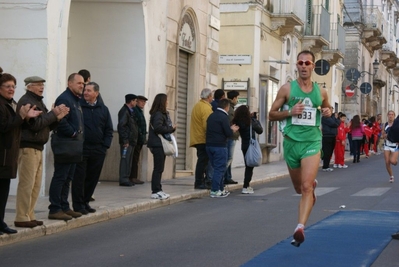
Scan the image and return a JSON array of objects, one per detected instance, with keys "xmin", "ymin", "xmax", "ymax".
[
  {"xmin": 206, "ymin": 99, "xmax": 239, "ymax": 198},
  {"xmin": 14, "ymin": 76, "xmax": 69, "ymax": 228},
  {"xmin": 129, "ymin": 95, "xmax": 147, "ymax": 185},
  {"xmin": 118, "ymin": 94, "xmax": 138, "ymax": 187},
  {"xmin": 48, "ymin": 73, "xmax": 85, "ymax": 221},
  {"xmin": 72, "ymin": 82, "xmax": 113, "ymax": 214},
  {"xmin": 321, "ymin": 108, "xmax": 340, "ymax": 171}
]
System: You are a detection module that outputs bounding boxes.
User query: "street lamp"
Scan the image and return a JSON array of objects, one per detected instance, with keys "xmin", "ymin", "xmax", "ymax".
[{"xmin": 359, "ymin": 59, "xmax": 380, "ymax": 77}]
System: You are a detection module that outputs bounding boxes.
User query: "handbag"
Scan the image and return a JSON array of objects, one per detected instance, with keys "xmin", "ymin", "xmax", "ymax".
[
  {"xmin": 245, "ymin": 122, "xmax": 262, "ymax": 167},
  {"xmin": 151, "ymin": 124, "xmax": 176, "ymax": 156},
  {"xmin": 51, "ymin": 132, "xmax": 84, "ymax": 163}
]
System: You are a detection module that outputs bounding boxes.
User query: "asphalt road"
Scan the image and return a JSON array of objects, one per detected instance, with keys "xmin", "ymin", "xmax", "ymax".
[{"xmin": 0, "ymin": 155, "xmax": 398, "ymax": 267}]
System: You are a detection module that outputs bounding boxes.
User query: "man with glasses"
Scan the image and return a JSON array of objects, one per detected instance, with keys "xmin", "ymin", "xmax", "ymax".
[
  {"xmin": 14, "ymin": 76, "xmax": 69, "ymax": 228},
  {"xmin": 269, "ymin": 50, "xmax": 332, "ymax": 247}
]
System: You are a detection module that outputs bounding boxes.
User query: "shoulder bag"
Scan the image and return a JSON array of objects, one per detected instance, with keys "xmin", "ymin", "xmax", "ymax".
[
  {"xmin": 244, "ymin": 122, "xmax": 262, "ymax": 167},
  {"xmin": 151, "ymin": 124, "xmax": 176, "ymax": 156},
  {"xmin": 51, "ymin": 132, "xmax": 84, "ymax": 163}
]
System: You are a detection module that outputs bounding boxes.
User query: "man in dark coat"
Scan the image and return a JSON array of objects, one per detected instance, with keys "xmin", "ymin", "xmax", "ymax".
[
  {"xmin": 48, "ymin": 73, "xmax": 85, "ymax": 221},
  {"xmin": 321, "ymin": 107, "xmax": 340, "ymax": 171},
  {"xmin": 206, "ymin": 99, "xmax": 239, "ymax": 198},
  {"xmin": 72, "ymin": 82, "xmax": 113, "ymax": 214},
  {"xmin": 14, "ymin": 76, "xmax": 69, "ymax": 228},
  {"xmin": 118, "ymin": 94, "xmax": 138, "ymax": 187},
  {"xmin": 129, "ymin": 95, "xmax": 147, "ymax": 185}
]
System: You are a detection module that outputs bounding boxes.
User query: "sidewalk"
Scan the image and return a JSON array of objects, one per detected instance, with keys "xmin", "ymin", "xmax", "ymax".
[{"xmin": 1, "ymin": 152, "xmax": 356, "ymax": 246}]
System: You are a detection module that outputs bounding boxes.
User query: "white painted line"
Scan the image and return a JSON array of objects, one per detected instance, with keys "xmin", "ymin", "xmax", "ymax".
[
  {"xmin": 352, "ymin": 188, "xmax": 391, "ymax": 196},
  {"xmin": 255, "ymin": 187, "xmax": 288, "ymax": 195}
]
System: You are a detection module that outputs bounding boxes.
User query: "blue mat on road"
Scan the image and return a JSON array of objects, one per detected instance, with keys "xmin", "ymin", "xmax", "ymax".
[{"xmin": 242, "ymin": 211, "xmax": 399, "ymax": 267}]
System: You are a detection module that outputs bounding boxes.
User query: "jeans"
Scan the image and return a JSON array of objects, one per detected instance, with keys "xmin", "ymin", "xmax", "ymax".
[
  {"xmin": 119, "ymin": 145, "xmax": 134, "ymax": 184},
  {"xmin": 206, "ymin": 146, "xmax": 227, "ymax": 192},
  {"xmin": 194, "ymin": 144, "xmax": 209, "ymax": 186},
  {"xmin": 72, "ymin": 151, "xmax": 106, "ymax": 211},
  {"xmin": 352, "ymin": 139, "xmax": 362, "ymax": 162},
  {"xmin": 150, "ymin": 147, "xmax": 165, "ymax": 193},
  {"xmin": 224, "ymin": 139, "xmax": 236, "ymax": 182},
  {"xmin": 48, "ymin": 162, "xmax": 76, "ymax": 214}
]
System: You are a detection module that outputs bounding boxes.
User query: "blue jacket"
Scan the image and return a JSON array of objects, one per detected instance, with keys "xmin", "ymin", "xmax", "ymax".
[
  {"xmin": 80, "ymin": 98, "xmax": 113, "ymax": 154},
  {"xmin": 321, "ymin": 115, "xmax": 340, "ymax": 137},
  {"xmin": 54, "ymin": 88, "xmax": 84, "ymax": 138},
  {"xmin": 206, "ymin": 108, "xmax": 233, "ymax": 147}
]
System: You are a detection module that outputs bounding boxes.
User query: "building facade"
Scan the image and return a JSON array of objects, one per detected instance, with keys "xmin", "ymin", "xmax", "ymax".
[{"xmin": 0, "ymin": 0, "xmax": 220, "ymax": 195}]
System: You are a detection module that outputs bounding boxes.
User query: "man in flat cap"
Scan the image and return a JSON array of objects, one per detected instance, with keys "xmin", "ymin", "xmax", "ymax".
[
  {"xmin": 129, "ymin": 95, "xmax": 148, "ymax": 185},
  {"xmin": 15, "ymin": 76, "xmax": 69, "ymax": 227},
  {"xmin": 117, "ymin": 94, "xmax": 138, "ymax": 187}
]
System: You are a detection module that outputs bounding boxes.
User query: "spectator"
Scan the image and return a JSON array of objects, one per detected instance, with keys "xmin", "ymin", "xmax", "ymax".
[
  {"xmin": 48, "ymin": 73, "xmax": 85, "ymax": 221},
  {"xmin": 224, "ymin": 90, "xmax": 240, "ymax": 185},
  {"xmin": 147, "ymin": 93, "xmax": 176, "ymax": 199},
  {"xmin": 0, "ymin": 70, "xmax": 42, "ymax": 234},
  {"xmin": 232, "ymin": 105, "xmax": 263, "ymax": 194},
  {"xmin": 321, "ymin": 107, "xmax": 340, "ymax": 171},
  {"xmin": 129, "ymin": 95, "xmax": 148, "ymax": 185},
  {"xmin": 14, "ymin": 76, "xmax": 69, "ymax": 228},
  {"xmin": 211, "ymin": 89, "xmax": 225, "ymax": 112},
  {"xmin": 349, "ymin": 115, "xmax": 364, "ymax": 163},
  {"xmin": 189, "ymin": 88, "xmax": 213, "ymax": 189},
  {"xmin": 118, "ymin": 94, "xmax": 138, "ymax": 187},
  {"xmin": 72, "ymin": 82, "xmax": 113, "ymax": 214},
  {"xmin": 333, "ymin": 113, "xmax": 348, "ymax": 168},
  {"xmin": 206, "ymin": 98, "xmax": 239, "ymax": 198}
]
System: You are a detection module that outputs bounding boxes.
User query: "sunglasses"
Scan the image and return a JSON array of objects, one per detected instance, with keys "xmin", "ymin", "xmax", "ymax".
[{"xmin": 297, "ymin": 60, "xmax": 313, "ymax": 66}]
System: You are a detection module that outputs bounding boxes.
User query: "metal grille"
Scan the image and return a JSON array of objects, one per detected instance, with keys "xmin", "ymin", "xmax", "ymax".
[{"xmin": 176, "ymin": 51, "xmax": 189, "ymax": 170}]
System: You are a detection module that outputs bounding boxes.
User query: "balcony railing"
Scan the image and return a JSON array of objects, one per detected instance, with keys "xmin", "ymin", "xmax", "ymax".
[
  {"xmin": 364, "ymin": 6, "xmax": 383, "ymax": 33},
  {"xmin": 328, "ymin": 22, "xmax": 346, "ymax": 52},
  {"xmin": 268, "ymin": 0, "xmax": 306, "ymax": 21},
  {"xmin": 305, "ymin": 5, "xmax": 330, "ymax": 40}
]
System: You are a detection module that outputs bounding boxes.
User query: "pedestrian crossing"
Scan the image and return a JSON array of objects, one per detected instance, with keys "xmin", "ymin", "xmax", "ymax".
[{"xmin": 253, "ymin": 187, "xmax": 391, "ymax": 197}]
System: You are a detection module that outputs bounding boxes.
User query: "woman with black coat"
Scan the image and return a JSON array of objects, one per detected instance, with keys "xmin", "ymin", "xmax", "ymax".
[
  {"xmin": 147, "ymin": 93, "xmax": 176, "ymax": 199},
  {"xmin": 232, "ymin": 105, "xmax": 263, "ymax": 194}
]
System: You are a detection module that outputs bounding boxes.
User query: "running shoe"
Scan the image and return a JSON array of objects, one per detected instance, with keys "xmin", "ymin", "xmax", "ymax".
[
  {"xmin": 151, "ymin": 191, "xmax": 169, "ymax": 200},
  {"xmin": 291, "ymin": 227, "xmax": 305, "ymax": 247},
  {"xmin": 242, "ymin": 187, "xmax": 254, "ymax": 194},
  {"xmin": 210, "ymin": 190, "xmax": 229, "ymax": 198},
  {"xmin": 322, "ymin": 168, "xmax": 333, "ymax": 172},
  {"xmin": 390, "ymin": 176, "xmax": 394, "ymax": 183},
  {"xmin": 338, "ymin": 164, "xmax": 348, "ymax": 168},
  {"xmin": 333, "ymin": 164, "xmax": 338, "ymax": 168}
]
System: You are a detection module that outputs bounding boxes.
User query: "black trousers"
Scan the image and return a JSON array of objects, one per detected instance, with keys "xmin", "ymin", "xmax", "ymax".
[
  {"xmin": 0, "ymin": 179, "xmax": 11, "ymax": 229},
  {"xmin": 242, "ymin": 147, "xmax": 255, "ymax": 188},
  {"xmin": 130, "ymin": 143, "xmax": 143, "ymax": 179},
  {"xmin": 194, "ymin": 144, "xmax": 209, "ymax": 186},
  {"xmin": 72, "ymin": 151, "xmax": 106, "ymax": 211},
  {"xmin": 322, "ymin": 136, "xmax": 336, "ymax": 169},
  {"xmin": 150, "ymin": 147, "xmax": 165, "ymax": 193}
]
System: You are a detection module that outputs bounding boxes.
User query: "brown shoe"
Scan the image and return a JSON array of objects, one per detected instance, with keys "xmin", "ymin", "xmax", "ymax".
[
  {"xmin": 48, "ymin": 211, "xmax": 72, "ymax": 221},
  {"xmin": 31, "ymin": 220, "xmax": 43, "ymax": 226},
  {"xmin": 64, "ymin": 209, "xmax": 82, "ymax": 218},
  {"xmin": 131, "ymin": 178, "xmax": 144, "ymax": 185},
  {"xmin": 14, "ymin": 221, "xmax": 37, "ymax": 228}
]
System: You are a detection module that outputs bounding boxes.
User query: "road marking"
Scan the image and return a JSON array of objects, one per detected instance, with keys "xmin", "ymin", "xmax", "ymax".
[
  {"xmin": 293, "ymin": 187, "xmax": 339, "ymax": 197},
  {"xmin": 352, "ymin": 188, "xmax": 391, "ymax": 196},
  {"xmin": 255, "ymin": 187, "xmax": 288, "ymax": 195}
]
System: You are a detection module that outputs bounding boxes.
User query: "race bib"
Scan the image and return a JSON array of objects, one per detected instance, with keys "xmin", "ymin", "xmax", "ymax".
[{"xmin": 292, "ymin": 107, "xmax": 316, "ymax": 126}]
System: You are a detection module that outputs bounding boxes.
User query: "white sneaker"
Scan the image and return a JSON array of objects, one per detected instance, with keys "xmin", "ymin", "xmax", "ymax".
[
  {"xmin": 151, "ymin": 191, "xmax": 169, "ymax": 200},
  {"xmin": 322, "ymin": 168, "xmax": 334, "ymax": 172},
  {"xmin": 210, "ymin": 190, "xmax": 229, "ymax": 198},
  {"xmin": 390, "ymin": 176, "xmax": 394, "ymax": 183},
  {"xmin": 338, "ymin": 164, "xmax": 348, "ymax": 169},
  {"xmin": 333, "ymin": 164, "xmax": 338, "ymax": 168},
  {"xmin": 242, "ymin": 187, "xmax": 254, "ymax": 194}
]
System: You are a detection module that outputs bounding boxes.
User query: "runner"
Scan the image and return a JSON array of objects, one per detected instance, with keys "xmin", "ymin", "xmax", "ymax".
[{"xmin": 382, "ymin": 110, "xmax": 398, "ymax": 183}]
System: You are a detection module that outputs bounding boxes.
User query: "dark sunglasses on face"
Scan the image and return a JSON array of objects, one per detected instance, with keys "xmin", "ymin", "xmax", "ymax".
[{"xmin": 297, "ymin": 60, "xmax": 313, "ymax": 66}]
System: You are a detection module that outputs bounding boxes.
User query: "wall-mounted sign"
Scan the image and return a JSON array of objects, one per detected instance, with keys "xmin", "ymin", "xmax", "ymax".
[
  {"xmin": 224, "ymin": 81, "xmax": 248, "ymax": 90},
  {"xmin": 179, "ymin": 14, "xmax": 196, "ymax": 53},
  {"xmin": 219, "ymin": 55, "xmax": 252, "ymax": 65},
  {"xmin": 209, "ymin": 15, "xmax": 220, "ymax": 30}
]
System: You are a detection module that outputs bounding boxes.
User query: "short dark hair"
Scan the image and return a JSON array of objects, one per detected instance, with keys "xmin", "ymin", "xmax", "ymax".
[
  {"xmin": 214, "ymin": 89, "xmax": 225, "ymax": 100},
  {"xmin": 227, "ymin": 90, "xmax": 239, "ymax": 100},
  {"xmin": 86, "ymin": 82, "xmax": 99, "ymax": 92},
  {"xmin": 339, "ymin": 113, "xmax": 346, "ymax": 118},
  {"xmin": 68, "ymin": 73, "xmax": 82, "ymax": 82},
  {"xmin": 297, "ymin": 50, "xmax": 315, "ymax": 62},
  {"xmin": 78, "ymin": 69, "xmax": 91, "ymax": 82},
  {"xmin": 217, "ymin": 98, "xmax": 230, "ymax": 109}
]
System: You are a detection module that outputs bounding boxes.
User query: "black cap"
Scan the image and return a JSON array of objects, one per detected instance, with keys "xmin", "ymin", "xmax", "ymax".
[
  {"xmin": 137, "ymin": 95, "xmax": 148, "ymax": 101},
  {"xmin": 125, "ymin": 94, "xmax": 137, "ymax": 102}
]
